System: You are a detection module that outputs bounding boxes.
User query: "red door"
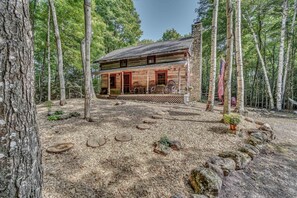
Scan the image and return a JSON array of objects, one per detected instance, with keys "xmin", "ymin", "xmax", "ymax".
[{"xmin": 124, "ymin": 73, "xmax": 131, "ymax": 94}]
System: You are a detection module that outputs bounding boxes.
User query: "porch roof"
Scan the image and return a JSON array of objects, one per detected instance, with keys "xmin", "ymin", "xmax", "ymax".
[
  {"xmin": 94, "ymin": 37, "xmax": 193, "ymax": 63},
  {"xmin": 93, "ymin": 60, "xmax": 187, "ymax": 75}
]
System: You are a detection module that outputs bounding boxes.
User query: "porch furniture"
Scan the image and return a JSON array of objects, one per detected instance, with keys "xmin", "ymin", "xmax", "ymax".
[{"xmin": 165, "ymin": 80, "xmax": 177, "ymax": 94}]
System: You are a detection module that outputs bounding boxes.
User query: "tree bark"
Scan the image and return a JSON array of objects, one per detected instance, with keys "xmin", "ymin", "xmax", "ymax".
[
  {"xmin": 282, "ymin": 0, "xmax": 297, "ymax": 105},
  {"xmin": 234, "ymin": 0, "xmax": 245, "ymax": 114},
  {"xmin": 49, "ymin": 0, "xmax": 66, "ymax": 106},
  {"xmin": 0, "ymin": 1, "xmax": 43, "ymax": 197},
  {"xmin": 223, "ymin": 0, "xmax": 234, "ymax": 115},
  {"xmin": 47, "ymin": 4, "xmax": 51, "ymax": 101},
  {"xmin": 276, "ymin": 0, "xmax": 288, "ymax": 111},
  {"xmin": 244, "ymin": 14, "xmax": 275, "ymax": 109},
  {"xmin": 84, "ymin": 0, "xmax": 92, "ymax": 121},
  {"xmin": 206, "ymin": 0, "xmax": 219, "ymax": 111}
]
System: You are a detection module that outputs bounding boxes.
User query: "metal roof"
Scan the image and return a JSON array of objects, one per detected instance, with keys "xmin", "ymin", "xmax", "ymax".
[{"xmin": 95, "ymin": 37, "xmax": 193, "ymax": 63}]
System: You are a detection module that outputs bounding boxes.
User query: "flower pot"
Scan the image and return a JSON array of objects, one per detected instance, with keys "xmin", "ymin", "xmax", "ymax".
[{"xmin": 230, "ymin": 124, "xmax": 237, "ymax": 131}]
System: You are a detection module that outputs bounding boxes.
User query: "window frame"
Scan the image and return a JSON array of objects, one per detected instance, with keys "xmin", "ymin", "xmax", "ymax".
[
  {"xmin": 155, "ymin": 70, "xmax": 168, "ymax": 85},
  {"xmin": 120, "ymin": 59, "xmax": 128, "ymax": 67},
  {"xmin": 110, "ymin": 74, "xmax": 117, "ymax": 89},
  {"xmin": 147, "ymin": 56, "xmax": 156, "ymax": 65}
]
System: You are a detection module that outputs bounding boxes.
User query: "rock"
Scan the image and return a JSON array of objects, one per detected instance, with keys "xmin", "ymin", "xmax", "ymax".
[
  {"xmin": 153, "ymin": 142, "xmax": 171, "ymax": 156},
  {"xmin": 86, "ymin": 137, "xmax": 106, "ymax": 148},
  {"xmin": 244, "ymin": 117, "xmax": 254, "ymax": 123},
  {"xmin": 46, "ymin": 143, "xmax": 74, "ymax": 153},
  {"xmin": 219, "ymin": 151, "xmax": 251, "ymax": 170},
  {"xmin": 190, "ymin": 194, "xmax": 208, "ymax": 198},
  {"xmin": 170, "ymin": 193, "xmax": 186, "ymax": 198},
  {"xmin": 259, "ymin": 123, "xmax": 273, "ymax": 131},
  {"xmin": 152, "ymin": 115, "xmax": 163, "ymax": 119},
  {"xmin": 260, "ymin": 130, "xmax": 276, "ymax": 141},
  {"xmin": 169, "ymin": 140, "xmax": 183, "ymax": 151},
  {"xmin": 294, "ymin": 111, "xmax": 297, "ymax": 115},
  {"xmin": 255, "ymin": 121, "xmax": 265, "ymax": 125},
  {"xmin": 239, "ymin": 144, "xmax": 260, "ymax": 159},
  {"xmin": 206, "ymin": 156, "xmax": 236, "ymax": 176},
  {"xmin": 115, "ymin": 101, "xmax": 126, "ymax": 106},
  {"xmin": 205, "ymin": 163, "xmax": 224, "ymax": 179},
  {"xmin": 136, "ymin": 124, "xmax": 151, "ymax": 130},
  {"xmin": 143, "ymin": 118, "xmax": 157, "ymax": 124},
  {"xmin": 251, "ymin": 131, "xmax": 269, "ymax": 142},
  {"xmin": 115, "ymin": 133, "xmax": 132, "ymax": 142},
  {"xmin": 190, "ymin": 167, "xmax": 222, "ymax": 197}
]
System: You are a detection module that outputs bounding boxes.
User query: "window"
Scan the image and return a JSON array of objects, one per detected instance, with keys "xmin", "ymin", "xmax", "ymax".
[
  {"xmin": 156, "ymin": 71, "xmax": 167, "ymax": 85},
  {"xmin": 110, "ymin": 74, "xmax": 116, "ymax": 88},
  {"xmin": 147, "ymin": 56, "xmax": 156, "ymax": 64},
  {"xmin": 120, "ymin": 59, "xmax": 127, "ymax": 67}
]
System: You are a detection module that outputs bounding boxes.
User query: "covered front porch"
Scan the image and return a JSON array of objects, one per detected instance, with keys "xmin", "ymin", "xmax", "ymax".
[{"xmin": 96, "ymin": 61, "xmax": 189, "ymax": 96}]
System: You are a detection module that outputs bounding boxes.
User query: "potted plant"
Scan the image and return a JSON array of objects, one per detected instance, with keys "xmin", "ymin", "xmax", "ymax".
[{"xmin": 223, "ymin": 113, "xmax": 241, "ymax": 132}]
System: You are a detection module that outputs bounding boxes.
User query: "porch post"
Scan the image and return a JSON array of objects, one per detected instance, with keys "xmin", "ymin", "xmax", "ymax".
[
  {"xmin": 121, "ymin": 71, "xmax": 124, "ymax": 94},
  {"xmin": 178, "ymin": 67, "xmax": 181, "ymax": 94},
  {"xmin": 107, "ymin": 73, "xmax": 110, "ymax": 95},
  {"xmin": 146, "ymin": 70, "xmax": 149, "ymax": 94}
]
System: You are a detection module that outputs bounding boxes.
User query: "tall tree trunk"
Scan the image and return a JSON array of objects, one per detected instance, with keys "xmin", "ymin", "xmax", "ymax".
[
  {"xmin": 81, "ymin": 38, "xmax": 96, "ymax": 99},
  {"xmin": 39, "ymin": 41, "xmax": 47, "ymax": 103},
  {"xmin": 276, "ymin": 0, "xmax": 288, "ymax": 111},
  {"xmin": 0, "ymin": 1, "xmax": 43, "ymax": 197},
  {"xmin": 244, "ymin": 14, "xmax": 275, "ymax": 109},
  {"xmin": 234, "ymin": 0, "xmax": 245, "ymax": 114},
  {"xmin": 47, "ymin": 4, "xmax": 51, "ymax": 101},
  {"xmin": 282, "ymin": 0, "xmax": 297, "ymax": 105},
  {"xmin": 84, "ymin": 0, "xmax": 92, "ymax": 121},
  {"xmin": 206, "ymin": 0, "xmax": 219, "ymax": 111},
  {"xmin": 223, "ymin": 0, "xmax": 234, "ymax": 115},
  {"xmin": 49, "ymin": 0, "xmax": 66, "ymax": 105}
]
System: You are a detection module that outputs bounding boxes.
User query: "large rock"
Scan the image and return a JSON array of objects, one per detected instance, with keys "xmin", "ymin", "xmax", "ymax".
[
  {"xmin": 86, "ymin": 137, "xmax": 106, "ymax": 148},
  {"xmin": 239, "ymin": 144, "xmax": 260, "ymax": 159},
  {"xmin": 136, "ymin": 124, "xmax": 151, "ymax": 130},
  {"xmin": 259, "ymin": 123, "xmax": 273, "ymax": 131},
  {"xmin": 189, "ymin": 167, "xmax": 222, "ymax": 197},
  {"xmin": 244, "ymin": 117, "xmax": 254, "ymax": 123},
  {"xmin": 219, "ymin": 151, "xmax": 251, "ymax": 170},
  {"xmin": 143, "ymin": 118, "xmax": 157, "ymax": 124},
  {"xmin": 206, "ymin": 156, "xmax": 236, "ymax": 176}
]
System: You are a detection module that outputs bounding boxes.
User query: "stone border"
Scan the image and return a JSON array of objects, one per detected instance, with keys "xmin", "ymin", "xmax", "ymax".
[{"xmin": 187, "ymin": 120, "xmax": 275, "ymax": 197}]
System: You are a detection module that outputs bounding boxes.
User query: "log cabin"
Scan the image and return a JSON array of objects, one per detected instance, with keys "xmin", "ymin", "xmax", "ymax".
[{"xmin": 93, "ymin": 23, "xmax": 203, "ymax": 104}]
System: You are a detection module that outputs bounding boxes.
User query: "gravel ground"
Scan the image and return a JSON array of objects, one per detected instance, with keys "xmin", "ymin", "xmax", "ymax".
[{"xmin": 38, "ymin": 99, "xmax": 254, "ymax": 198}]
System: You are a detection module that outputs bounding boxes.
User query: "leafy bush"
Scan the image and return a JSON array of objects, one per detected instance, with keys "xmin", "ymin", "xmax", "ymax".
[
  {"xmin": 47, "ymin": 115, "xmax": 60, "ymax": 121},
  {"xmin": 159, "ymin": 135, "xmax": 171, "ymax": 147},
  {"xmin": 54, "ymin": 110, "xmax": 64, "ymax": 115},
  {"xmin": 224, "ymin": 113, "xmax": 241, "ymax": 125},
  {"xmin": 45, "ymin": 101, "xmax": 53, "ymax": 110}
]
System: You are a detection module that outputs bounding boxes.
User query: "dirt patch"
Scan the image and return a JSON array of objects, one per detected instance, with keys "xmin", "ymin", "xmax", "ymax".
[{"xmin": 38, "ymin": 99, "xmax": 251, "ymax": 197}]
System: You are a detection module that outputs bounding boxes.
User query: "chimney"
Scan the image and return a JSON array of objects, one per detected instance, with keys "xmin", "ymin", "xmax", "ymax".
[{"xmin": 190, "ymin": 22, "xmax": 203, "ymax": 102}]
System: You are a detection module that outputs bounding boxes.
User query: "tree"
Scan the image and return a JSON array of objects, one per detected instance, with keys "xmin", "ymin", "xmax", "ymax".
[
  {"xmin": 234, "ymin": 0, "xmax": 245, "ymax": 114},
  {"xmin": 223, "ymin": 0, "xmax": 234, "ymax": 115},
  {"xmin": 0, "ymin": 0, "xmax": 42, "ymax": 197},
  {"xmin": 49, "ymin": 0, "xmax": 66, "ymax": 106},
  {"xmin": 84, "ymin": 0, "xmax": 92, "ymax": 121},
  {"xmin": 161, "ymin": 28, "xmax": 182, "ymax": 41},
  {"xmin": 282, "ymin": 0, "xmax": 297, "ymax": 106},
  {"xmin": 47, "ymin": 4, "xmax": 51, "ymax": 101},
  {"xmin": 276, "ymin": 0, "xmax": 288, "ymax": 111},
  {"xmin": 206, "ymin": 0, "xmax": 219, "ymax": 111},
  {"xmin": 243, "ymin": 14, "xmax": 275, "ymax": 109}
]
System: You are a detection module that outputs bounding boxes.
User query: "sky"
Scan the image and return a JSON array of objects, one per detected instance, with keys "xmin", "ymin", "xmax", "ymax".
[{"xmin": 133, "ymin": 0, "xmax": 198, "ymax": 41}]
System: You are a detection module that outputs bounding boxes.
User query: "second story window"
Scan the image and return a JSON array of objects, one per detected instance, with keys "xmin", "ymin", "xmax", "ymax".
[
  {"xmin": 120, "ymin": 59, "xmax": 127, "ymax": 67},
  {"xmin": 147, "ymin": 56, "xmax": 156, "ymax": 64}
]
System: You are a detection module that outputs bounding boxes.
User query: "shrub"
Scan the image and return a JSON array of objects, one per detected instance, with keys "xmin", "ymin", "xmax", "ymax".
[
  {"xmin": 45, "ymin": 101, "xmax": 53, "ymax": 110},
  {"xmin": 224, "ymin": 113, "xmax": 241, "ymax": 125},
  {"xmin": 159, "ymin": 135, "xmax": 171, "ymax": 147},
  {"xmin": 54, "ymin": 110, "xmax": 64, "ymax": 115},
  {"xmin": 48, "ymin": 115, "xmax": 60, "ymax": 121}
]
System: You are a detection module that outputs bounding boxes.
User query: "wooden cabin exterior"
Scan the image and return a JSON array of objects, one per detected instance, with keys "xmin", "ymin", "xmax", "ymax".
[{"xmin": 93, "ymin": 23, "xmax": 203, "ymax": 103}]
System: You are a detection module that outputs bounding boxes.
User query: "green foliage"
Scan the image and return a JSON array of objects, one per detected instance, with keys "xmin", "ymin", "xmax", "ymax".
[
  {"xmin": 45, "ymin": 101, "xmax": 53, "ymax": 110},
  {"xmin": 161, "ymin": 28, "xmax": 182, "ymax": 41},
  {"xmin": 158, "ymin": 135, "xmax": 171, "ymax": 147},
  {"xmin": 47, "ymin": 115, "xmax": 60, "ymax": 121},
  {"xmin": 54, "ymin": 110, "xmax": 64, "ymax": 115},
  {"xmin": 224, "ymin": 114, "xmax": 241, "ymax": 125}
]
